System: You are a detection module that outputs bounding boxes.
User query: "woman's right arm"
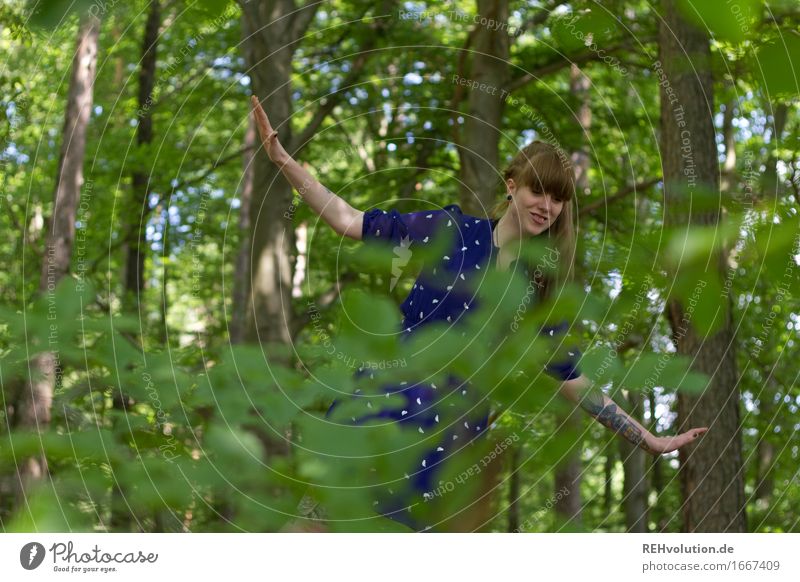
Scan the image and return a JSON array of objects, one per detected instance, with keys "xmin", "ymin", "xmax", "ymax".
[
  {"xmin": 276, "ymin": 155, "xmax": 365, "ymax": 240},
  {"xmin": 559, "ymin": 373, "xmax": 709, "ymax": 456},
  {"xmin": 251, "ymin": 95, "xmax": 364, "ymax": 240}
]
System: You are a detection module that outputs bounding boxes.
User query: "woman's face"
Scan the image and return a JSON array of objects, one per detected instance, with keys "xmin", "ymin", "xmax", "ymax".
[{"xmin": 508, "ymin": 179, "xmax": 564, "ymax": 235}]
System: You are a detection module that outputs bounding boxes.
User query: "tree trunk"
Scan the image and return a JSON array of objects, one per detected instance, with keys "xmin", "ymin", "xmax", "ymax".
[
  {"xmin": 603, "ymin": 448, "xmax": 614, "ymax": 515},
  {"xmin": 720, "ymin": 99, "xmax": 737, "ymax": 194},
  {"xmin": 552, "ymin": 63, "xmax": 592, "ymax": 529},
  {"xmin": 617, "ymin": 390, "xmax": 648, "ymax": 532},
  {"xmin": 231, "ymin": 114, "xmax": 257, "ymax": 344},
  {"xmin": 457, "ymin": 0, "xmax": 510, "ymax": 215},
  {"xmin": 647, "ymin": 390, "xmax": 664, "ymax": 496},
  {"xmin": 754, "ymin": 397, "xmax": 775, "ymax": 508},
  {"xmin": 647, "ymin": 389, "xmax": 669, "ymax": 530},
  {"xmin": 238, "ymin": 0, "xmax": 298, "ymax": 353},
  {"xmin": 552, "ymin": 407, "xmax": 583, "ymax": 529},
  {"xmin": 159, "ymin": 215, "xmax": 169, "ymax": 344},
  {"xmin": 570, "ymin": 64, "xmax": 591, "ymax": 197},
  {"xmin": 658, "ymin": 0, "xmax": 746, "ymax": 532},
  {"xmin": 15, "ymin": 13, "xmax": 100, "ymax": 501},
  {"xmin": 125, "ymin": 0, "xmax": 160, "ymax": 303},
  {"xmin": 506, "ymin": 444, "xmax": 521, "ymax": 532},
  {"xmin": 614, "ymin": 89, "xmax": 649, "ymax": 531},
  {"xmin": 754, "ymin": 375, "xmax": 779, "ymax": 508},
  {"xmin": 109, "ymin": 0, "xmax": 161, "ymax": 531},
  {"xmin": 236, "ymin": 1, "xmax": 321, "ymax": 474},
  {"xmin": 761, "ymin": 102, "xmax": 788, "ymax": 198}
]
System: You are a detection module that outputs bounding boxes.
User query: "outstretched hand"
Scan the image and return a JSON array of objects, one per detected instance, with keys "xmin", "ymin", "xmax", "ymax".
[
  {"xmin": 251, "ymin": 95, "xmax": 288, "ymax": 164},
  {"xmin": 652, "ymin": 427, "xmax": 709, "ymax": 454}
]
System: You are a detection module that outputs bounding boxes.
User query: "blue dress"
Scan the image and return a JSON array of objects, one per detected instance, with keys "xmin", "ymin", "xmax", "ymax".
[{"xmin": 325, "ymin": 203, "xmax": 581, "ymax": 531}]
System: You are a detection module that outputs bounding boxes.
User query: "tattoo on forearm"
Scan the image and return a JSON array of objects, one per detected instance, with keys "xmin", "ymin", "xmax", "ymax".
[{"xmin": 578, "ymin": 389, "xmax": 656, "ymax": 454}]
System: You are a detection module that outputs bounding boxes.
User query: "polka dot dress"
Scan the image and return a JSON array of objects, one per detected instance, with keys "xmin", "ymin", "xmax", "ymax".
[{"xmin": 325, "ymin": 203, "xmax": 581, "ymax": 531}]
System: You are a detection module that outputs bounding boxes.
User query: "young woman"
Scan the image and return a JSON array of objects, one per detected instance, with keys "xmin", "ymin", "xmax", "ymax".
[{"xmin": 250, "ymin": 95, "xmax": 709, "ymax": 532}]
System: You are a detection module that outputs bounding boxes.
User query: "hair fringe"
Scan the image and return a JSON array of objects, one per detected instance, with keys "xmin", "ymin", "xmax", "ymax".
[{"xmin": 494, "ymin": 140, "xmax": 578, "ymax": 302}]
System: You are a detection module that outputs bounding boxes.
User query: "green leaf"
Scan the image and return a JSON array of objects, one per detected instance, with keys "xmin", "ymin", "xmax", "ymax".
[
  {"xmin": 552, "ymin": 9, "xmax": 620, "ymax": 52},
  {"xmin": 677, "ymin": 0, "xmax": 759, "ymax": 43},
  {"xmin": 26, "ymin": 0, "xmax": 97, "ymax": 29},
  {"xmin": 667, "ymin": 263, "xmax": 726, "ymax": 336},
  {"xmin": 752, "ymin": 33, "xmax": 800, "ymax": 98},
  {"xmin": 621, "ymin": 352, "xmax": 710, "ymax": 395}
]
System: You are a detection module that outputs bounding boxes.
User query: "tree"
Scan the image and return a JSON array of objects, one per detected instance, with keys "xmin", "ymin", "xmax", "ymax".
[
  {"xmin": 15, "ymin": 12, "xmax": 101, "ymax": 501},
  {"xmin": 125, "ymin": 0, "xmax": 160, "ymax": 308},
  {"xmin": 657, "ymin": 0, "xmax": 746, "ymax": 532},
  {"xmin": 455, "ymin": 0, "xmax": 510, "ymax": 215}
]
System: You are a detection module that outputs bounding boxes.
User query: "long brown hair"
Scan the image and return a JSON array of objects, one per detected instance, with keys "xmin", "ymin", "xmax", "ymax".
[{"xmin": 490, "ymin": 140, "xmax": 578, "ymax": 302}]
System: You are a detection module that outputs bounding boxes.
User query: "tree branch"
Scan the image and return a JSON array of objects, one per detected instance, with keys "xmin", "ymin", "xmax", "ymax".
[
  {"xmin": 289, "ymin": 46, "xmax": 380, "ymax": 157},
  {"xmin": 513, "ymin": 1, "xmax": 564, "ymax": 38},
  {"xmin": 449, "ymin": 16, "xmax": 483, "ymax": 146},
  {"xmin": 579, "ymin": 178, "xmax": 661, "ymax": 216},
  {"xmin": 289, "ymin": 2, "xmax": 395, "ymax": 157},
  {"xmin": 168, "ymin": 144, "xmax": 256, "ymax": 194},
  {"xmin": 289, "ymin": 0, "xmax": 321, "ymax": 44},
  {"xmin": 83, "ymin": 144, "xmax": 255, "ymax": 278},
  {"xmin": 504, "ymin": 38, "xmax": 652, "ymax": 94}
]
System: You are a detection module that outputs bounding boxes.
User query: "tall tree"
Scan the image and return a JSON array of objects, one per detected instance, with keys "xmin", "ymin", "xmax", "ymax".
[
  {"xmin": 237, "ymin": 0, "xmax": 319, "ymax": 350},
  {"xmin": 553, "ymin": 62, "xmax": 592, "ymax": 528},
  {"xmin": 617, "ymin": 113, "xmax": 650, "ymax": 533},
  {"xmin": 456, "ymin": 0, "xmax": 510, "ymax": 215},
  {"xmin": 506, "ymin": 443, "xmax": 521, "ymax": 532},
  {"xmin": 618, "ymin": 389, "xmax": 648, "ymax": 531},
  {"xmin": 125, "ymin": 0, "xmax": 161, "ymax": 307},
  {"xmin": 15, "ymin": 12, "xmax": 101, "ymax": 500},
  {"xmin": 231, "ymin": 114, "xmax": 256, "ymax": 344},
  {"xmin": 110, "ymin": 0, "xmax": 162, "ymax": 530},
  {"xmin": 658, "ymin": 0, "xmax": 746, "ymax": 532},
  {"xmin": 646, "ymin": 389, "xmax": 666, "ymax": 530},
  {"xmin": 761, "ymin": 101, "xmax": 789, "ymax": 198},
  {"xmin": 236, "ymin": 0, "xmax": 390, "ymax": 349},
  {"xmin": 603, "ymin": 447, "xmax": 615, "ymax": 516},
  {"xmin": 753, "ymin": 374, "xmax": 778, "ymax": 509}
]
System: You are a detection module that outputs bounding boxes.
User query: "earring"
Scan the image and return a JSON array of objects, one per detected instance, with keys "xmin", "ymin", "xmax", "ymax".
[{"xmin": 506, "ymin": 194, "xmax": 512, "ymax": 201}]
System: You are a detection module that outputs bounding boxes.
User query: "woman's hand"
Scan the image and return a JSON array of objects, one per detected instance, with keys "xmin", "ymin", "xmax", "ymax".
[
  {"xmin": 251, "ymin": 95, "xmax": 289, "ymax": 164},
  {"xmin": 650, "ymin": 428, "xmax": 709, "ymax": 454}
]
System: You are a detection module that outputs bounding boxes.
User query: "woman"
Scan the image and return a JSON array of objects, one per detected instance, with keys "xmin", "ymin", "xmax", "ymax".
[{"xmin": 250, "ymin": 96, "xmax": 709, "ymax": 532}]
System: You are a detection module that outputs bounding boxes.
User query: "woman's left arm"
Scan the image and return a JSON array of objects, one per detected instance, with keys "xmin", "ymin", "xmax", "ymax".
[{"xmin": 558, "ymin": 374, "xmax": 708, "ymax": 456}]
